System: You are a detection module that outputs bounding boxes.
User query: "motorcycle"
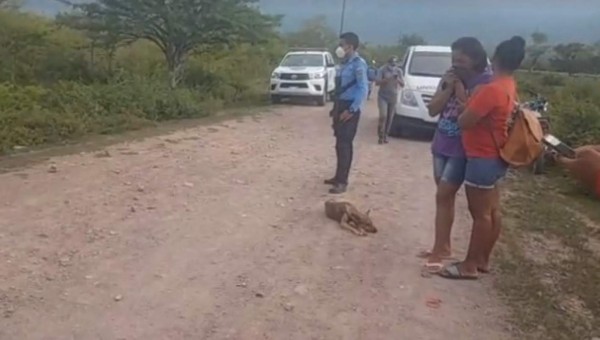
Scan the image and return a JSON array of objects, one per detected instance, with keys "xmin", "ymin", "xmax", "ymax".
[{"xmin": 521, "ymin": 90, "xmax": 551, "ymax": 174}]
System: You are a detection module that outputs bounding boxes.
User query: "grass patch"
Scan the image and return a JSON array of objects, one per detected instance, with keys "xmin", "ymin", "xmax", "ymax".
[
  {"xmin": 0, "ymin": 104, "xmax": 268, "ymax": 174},
  {"xmin": 497, "ymin": 171, "xmax": 600, "ymax": 339}
]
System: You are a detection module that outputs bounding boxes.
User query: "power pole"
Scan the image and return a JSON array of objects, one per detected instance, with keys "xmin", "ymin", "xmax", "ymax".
[{"xmin": 339, "ymin": 0, "xmax": 346, "ymax": 35}]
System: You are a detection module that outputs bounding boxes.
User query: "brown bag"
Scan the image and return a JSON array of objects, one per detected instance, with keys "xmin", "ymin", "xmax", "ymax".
[{"xmin": 490, "ymin": 98, "xmax": 544, "ymax": 167}]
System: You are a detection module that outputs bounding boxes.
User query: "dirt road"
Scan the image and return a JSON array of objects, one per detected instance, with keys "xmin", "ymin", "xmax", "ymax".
[{"xmin": 0, "ymin": 100, "xmax": 510, "ymax": 339}]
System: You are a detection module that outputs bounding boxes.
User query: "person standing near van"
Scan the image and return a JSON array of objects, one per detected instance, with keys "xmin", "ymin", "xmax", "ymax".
[
  {"xmin": 375, "ymin": 56, "xmax": 404, "ymax": 144},
  {"xmin": 324, "ymin": 32, "xmax": 368, "ymax": 194},
  {"xmin": 419, "ymin": 38, "xmax": 491, "ymax": 271},
  {"xmin": 367, "ymin": 60, "xmax": 378, "ymax": 100}
]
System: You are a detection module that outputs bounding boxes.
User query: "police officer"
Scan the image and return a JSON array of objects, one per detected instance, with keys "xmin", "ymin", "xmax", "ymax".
[{"xmin": 324, "ymin": 32, "xmax": 368, "ymax": 194}]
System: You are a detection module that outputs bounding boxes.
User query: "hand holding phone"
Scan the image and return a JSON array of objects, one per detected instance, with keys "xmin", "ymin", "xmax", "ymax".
[{"xmin": 543, "ymin": 134, "xmax": 576, "ymax": 159}]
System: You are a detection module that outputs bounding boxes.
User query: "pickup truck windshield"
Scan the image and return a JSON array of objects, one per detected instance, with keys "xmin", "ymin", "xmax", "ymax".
[
  {"xmin": 408, "ymin": 52, "xmax": 451, "ymax": 78},
  {"xmin": 280, "ymin": 54, "xmax": 324, "ymax": 67}
]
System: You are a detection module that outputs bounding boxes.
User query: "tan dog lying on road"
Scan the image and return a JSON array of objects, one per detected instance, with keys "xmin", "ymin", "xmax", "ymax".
[{"xmin": 324, "ymin": 199, "xmax": 377, "ymax": 236}]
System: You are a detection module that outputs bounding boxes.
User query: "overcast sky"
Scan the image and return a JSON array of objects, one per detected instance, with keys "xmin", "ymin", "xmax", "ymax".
[
  {"xmin": 23, "ymin": 0, "xmax": 600, "ymax": 45},
  {"xmin": 260, "ymin": 0, "xmax": 600, "ymax": 44}
]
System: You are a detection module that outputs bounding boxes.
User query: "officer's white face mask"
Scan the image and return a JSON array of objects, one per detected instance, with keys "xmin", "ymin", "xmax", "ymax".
[{"xmin": 335, "ymin": 46, "xmax": 346, "ymax": 59}]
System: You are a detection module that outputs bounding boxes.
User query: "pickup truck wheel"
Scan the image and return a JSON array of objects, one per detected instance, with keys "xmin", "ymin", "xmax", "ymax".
[
  {"xmin": 316, "ymin": 87, "xmax": 327, "ymax": 106},
  {"xmin": 271, "ymin": 95, "xmax": 282, "ymax": 104}
]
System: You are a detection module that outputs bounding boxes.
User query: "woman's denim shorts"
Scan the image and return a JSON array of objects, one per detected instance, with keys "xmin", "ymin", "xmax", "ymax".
[
  {"xmin": 433, "ymin": 155, "xmax": 467, "ymax": 185},
  {"xmin": 464, "ymin": 157, "xmax": 508, "ymax": 189}
]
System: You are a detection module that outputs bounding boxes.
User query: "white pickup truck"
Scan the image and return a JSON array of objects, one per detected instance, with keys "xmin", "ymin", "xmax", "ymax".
[{"xmin": 270, "ymin": 49, "xmax": 337, "ymax": 106}]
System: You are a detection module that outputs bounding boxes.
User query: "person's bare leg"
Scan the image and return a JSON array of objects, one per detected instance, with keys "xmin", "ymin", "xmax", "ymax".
[
  {"xmin": 480, "ymin": 185, "xmax": 502, "ymax": 272},
  {"xmin": 458, "ymin": 185, "xmax": 494, "ymax": 275},
  {"xmin": 417, "ymin": 174, "xmax": 440, "ymax": 258},
  {"xmin": 427, "ymin": 181, "xmax": 460, "ymax": 264}
]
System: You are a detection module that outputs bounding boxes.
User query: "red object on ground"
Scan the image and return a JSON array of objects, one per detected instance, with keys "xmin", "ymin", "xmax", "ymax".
[{"xmin": 426, "ymin": 297, "xmax": 442, "ymax": 309}]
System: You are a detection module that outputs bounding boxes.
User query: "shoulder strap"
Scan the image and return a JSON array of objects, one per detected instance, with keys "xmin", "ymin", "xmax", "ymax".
[
  {"xmin": 484, "ymin": 86, "xmax": 518, "ymax": 154},
  {"xmin": 484, "ymin": 118, "xmax": 501, "ymax": 153}
]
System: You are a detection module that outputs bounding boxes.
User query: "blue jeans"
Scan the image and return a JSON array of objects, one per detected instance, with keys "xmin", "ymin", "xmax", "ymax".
[
  {"xmin": 464, "ymin": 157, "xmax": 508, "ymax": 189},
  {"xmin": 433, "ymin": 154, "xmax": 467, "ymax": 185}
]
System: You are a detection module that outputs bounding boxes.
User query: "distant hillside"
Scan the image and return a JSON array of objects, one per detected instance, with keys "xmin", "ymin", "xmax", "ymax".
[
  {"xmin": 23, "ymin": 0, "xmax": 600, "ymax": 45},
  {"xmin": 22, "ymin": 0, "xmax": 63, "ymax": 14}
]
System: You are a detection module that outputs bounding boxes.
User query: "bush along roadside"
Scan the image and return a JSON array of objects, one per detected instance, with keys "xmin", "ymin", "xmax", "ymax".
[
  {"xmin": 0, "ymin": 7, "xmax": 283, "ymax": 154},
  {"xmin": 517, "ymin": 73, "xmax": 600, "ymax": 147},
  {"xmin": 0, "ymin": 78, "xmax": 253, "ymax": 153}
]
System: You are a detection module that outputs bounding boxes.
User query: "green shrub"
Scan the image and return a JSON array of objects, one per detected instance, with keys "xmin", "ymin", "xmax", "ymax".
[
  {"xmin": 540, "ymin": 73, "xmax": 566, "ymax": 87},
  {"xmin": 518, "ymin": 72, "xmax": 600, "ymax": 148},
  {"xmin": 0, "ymin": 78, "xmax": 225, "ymax": 151},
  {"xmin": 549, "ymin": 81, "xmax": 600, "ymax": 146},
  {"xmin": 0, "ymin": 10, "xmax": 282, "ymax": 152}
]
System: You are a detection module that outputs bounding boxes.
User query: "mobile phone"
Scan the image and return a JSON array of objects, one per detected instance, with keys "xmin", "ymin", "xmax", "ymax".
[{"xmin": 543, "ymin": 134, "xmax": 576, "ymax": 159}]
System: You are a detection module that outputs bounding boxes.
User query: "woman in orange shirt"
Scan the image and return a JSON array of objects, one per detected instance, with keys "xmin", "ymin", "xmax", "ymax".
[{"xmin": 439, "ymin": 36, "xmax": 526, "ymax": 280}]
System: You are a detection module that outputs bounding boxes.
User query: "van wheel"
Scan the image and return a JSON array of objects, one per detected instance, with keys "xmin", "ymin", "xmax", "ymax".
[
  {"xmin": 390, "ymin": 125, "xmax": 406, "ymax": 138},
  {"xmin": 388, "ymin": 115, "xmax": 405, "ymax": 138}
]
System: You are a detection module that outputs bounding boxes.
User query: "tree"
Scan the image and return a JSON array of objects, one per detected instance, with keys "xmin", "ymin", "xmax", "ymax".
[
  {"xmin": 61, "ymin": 0, "xmax": 279, "ymax": 88},
  {"xmin": 527, "ymin": 31, "xmax": 550, "ymax": 71},
  {"xmin": 285, "ymin": 16, "xmax": 337, "ymax": 49},
  {"xmin": 551, "ymin": 43, "xmax": 594, "ymax": 74},
  {"xmin": 531, "ymin": 31, "xmax": 548, "ymax": 45},
  {"xmin": 0, "ymin": 0, "xmax": 21, "ymax": 10},
  {"xmin": 0, "ymin": 11, "xmax": 49, "ymax": 83},
  {"xmin": 398, "ymin": 34, "xmax": 427, "ymax": 50},
  {"xmin": 56, "ymin": 12, "xmax": 124, "ymax": 76}
]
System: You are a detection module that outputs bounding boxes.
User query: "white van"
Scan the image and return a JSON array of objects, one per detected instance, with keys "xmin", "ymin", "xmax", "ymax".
[{"xmin": 390, "ymin": 45, "xmax": 452, "ymax": 137}]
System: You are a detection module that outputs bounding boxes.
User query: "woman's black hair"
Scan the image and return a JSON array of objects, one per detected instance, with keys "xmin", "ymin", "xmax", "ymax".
[
  {"xmin": 451, "ymin": 37, "xmax": 488, "ymax": 73},
  {"xmin": 493, "ymin": 36, "xmax": 526, "ymax": 72}
]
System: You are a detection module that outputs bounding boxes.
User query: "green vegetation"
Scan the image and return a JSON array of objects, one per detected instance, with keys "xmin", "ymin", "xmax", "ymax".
[
  {"xmin": 0, "ymin": 3, "xmax": 285, "ymax": 153},
  {"xmin": 518, "ymin": 72, "xmax": 600, "ymax": 147},
  {"xmin": 498, "ymin": 170, "xmax": 600, "ymax": 340},
  {"xmin": 497, "ymin": 62, "xmax": 600, "ymax": 340},
  {"xmin": 1, "ymin": 6, "xmax": 598, "ymax": 154}
]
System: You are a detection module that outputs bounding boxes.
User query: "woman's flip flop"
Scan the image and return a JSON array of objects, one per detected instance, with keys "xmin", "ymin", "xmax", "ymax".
[
  {"xmin": 450, "ymin": 261, "xmax": 491, "ymax": 274},
  {"xmin": 437, "ymin": 263, "xmax": 478, "ymax": 281},
  {"xmin": 416, "ymin": 250, "xmax": 454, "ymax": 260}
]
